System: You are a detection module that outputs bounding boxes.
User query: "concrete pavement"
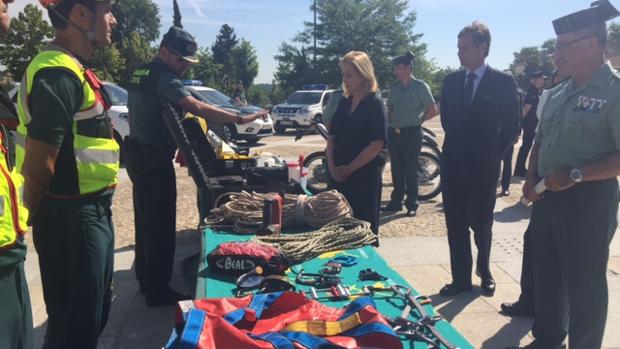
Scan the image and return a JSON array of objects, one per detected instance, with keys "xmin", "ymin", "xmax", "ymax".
[{"xmin": 23, "ymin": 193, "xmax": 620, "ymax": 348}]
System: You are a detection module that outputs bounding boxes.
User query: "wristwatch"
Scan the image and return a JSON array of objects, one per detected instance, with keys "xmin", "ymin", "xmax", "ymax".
[{"xmin": 569, "ymin": 168, "xmax": 583, "ymax": 183}]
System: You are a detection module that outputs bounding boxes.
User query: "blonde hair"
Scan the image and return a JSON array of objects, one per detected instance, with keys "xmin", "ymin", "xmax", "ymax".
[{"xmin": 339, "ymin": 51, "xmax": 379, "ymax": 97}]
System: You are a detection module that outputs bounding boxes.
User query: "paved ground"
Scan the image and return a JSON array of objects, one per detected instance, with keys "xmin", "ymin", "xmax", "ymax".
[{"xmin": 22, "ymin": 116, "xmax": 620, "ymax": 348}]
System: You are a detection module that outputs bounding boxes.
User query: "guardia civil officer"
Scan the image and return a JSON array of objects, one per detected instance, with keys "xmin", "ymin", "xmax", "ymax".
[
  {"xmin": 518, "ymin": 1, "xmax": 620, "ymax": 348},
  {"xmin": 0, "ymin": 0, "xmax": 34, "ymax": 348},
  {"xmin": 125, "ymin": 26, "xmax": 267, "ymax": 306},
  {"xmin": 16, "ymin": 0, "xmax": 118, "ymax": 347},
  {"xmin": 382, "ymin": 52, "xmax": 437, "ymax": 216}
]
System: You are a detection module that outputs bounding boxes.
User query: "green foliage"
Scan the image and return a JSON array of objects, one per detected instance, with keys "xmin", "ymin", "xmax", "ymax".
[
  {"xmin": 112, "ymin": 0, "xmax": 161, "ymax": 43},
  {"xmin": 247, "ymin": 85, "xmax": 271, "ymax": 108},
  {"xmin": 508, "ymin": 39, "xmax": 555, "ymax": 90},
  {"xmin": 117, "ymin": 32, "xmax": 157, "ymax": 87},
  {"xmin": 91, "ymin": 44, "xmax": 126, "ymax": 82},
  {"xmin": 188, "ymin": 48, "xmax": 223, "ymax": 89},
  {"xmin": 173, "ymin": 0, "xmax": 183, "ymax": 28},
  {"xmin": 274, "ymin": 0, "xmax": 433, "ymax": 99},
  {"xmin": 609, "ymin": 22, "xmax": 620, "ymax": 54},
  {"xmin": 0, "ymin": 4, "xmax": 53, "ymax": 79},
  {"xmin": 211, "ymin": 24, "xmax": 238, "ymax": 90},
  {"xmin": 232, "ymin": 39, "xmax": 259, "ymax": 94}
]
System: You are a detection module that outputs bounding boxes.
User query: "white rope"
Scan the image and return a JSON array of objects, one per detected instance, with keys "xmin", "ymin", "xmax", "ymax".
[{"xmin": 205, "ymin": 190, "xmax": 353, "ymax": 234}]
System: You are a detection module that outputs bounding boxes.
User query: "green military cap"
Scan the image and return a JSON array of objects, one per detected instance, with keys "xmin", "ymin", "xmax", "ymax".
[
  {"xmin": 161, "ymin": 26, "xmax": 199, "ymax": 63},
  {"xmin": 392, "ymin": 51, "xmax": 415, "ymax": 66},
  {"xmin": 552, "ymin": 0, "xmax": 620, "ymax": 35}
]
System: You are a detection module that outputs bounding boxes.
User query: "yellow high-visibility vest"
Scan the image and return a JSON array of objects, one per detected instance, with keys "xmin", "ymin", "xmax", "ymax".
[
  {"xmin": 0, "ymin": 133, "xmax": 28, "ymax": 249},
  {"xmin": 15, "ymin": 47, "xmax": 119, "ymax": 196}
]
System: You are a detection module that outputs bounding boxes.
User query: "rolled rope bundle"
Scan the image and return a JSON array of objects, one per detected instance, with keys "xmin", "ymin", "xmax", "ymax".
[
  {"xmin": 205, "ymin": 190, "xmax": 353, "ymax": 233},
  {"xmin": 252, "ymin": 217, "xmax": 377, "ymax": 264}
]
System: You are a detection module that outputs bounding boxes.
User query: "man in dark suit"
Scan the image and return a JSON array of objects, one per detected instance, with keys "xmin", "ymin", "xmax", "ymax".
[{"xmin": 439, "ymin": 21, "xmax": 520, "ymax": 297}]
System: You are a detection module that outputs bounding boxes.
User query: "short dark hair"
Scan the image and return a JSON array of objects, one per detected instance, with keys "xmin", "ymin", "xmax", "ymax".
[
  {"xmin": 458, "ymin": 21, "xmax": 492, "ymax": 57},
  {"xmin": 48, "ymin": 0, "xmax": 96, "ymax": 29}
]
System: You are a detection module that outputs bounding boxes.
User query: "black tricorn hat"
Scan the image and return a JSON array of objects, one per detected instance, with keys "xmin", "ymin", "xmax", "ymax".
[
  {"xmin": 552, "ymin": 0, "xmax": 620, "ymax": 35},
  {"xmin": 161, "ymin": 26, "xmax": 199, "ymax": 63},
  {"xmin": 392, "ymin": 51, "xmax": 415, "ymax": 66}
]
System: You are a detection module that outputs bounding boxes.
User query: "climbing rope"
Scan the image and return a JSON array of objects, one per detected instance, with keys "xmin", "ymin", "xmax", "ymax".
[
  {"xmin": 205, "ymin": 190, "xmax": 353, "ymax": 233},
  {"xmin": 252, "ymin": 217, "xmax": 377, "ymax": 264}
]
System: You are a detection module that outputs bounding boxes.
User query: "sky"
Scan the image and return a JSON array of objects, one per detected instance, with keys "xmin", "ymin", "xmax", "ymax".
[{"xmin": 8, "ymin": 0, "xmax": 620, "ymax": 84}]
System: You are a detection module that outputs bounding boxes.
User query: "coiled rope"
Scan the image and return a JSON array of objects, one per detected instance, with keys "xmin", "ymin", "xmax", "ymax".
[
  {"xmin": 252, "ymin": 217, "xmax": 377, "ymax": 264},
  {"xmin": 205, "ymin": 190, "xmax": 353, "ymax": 233}
]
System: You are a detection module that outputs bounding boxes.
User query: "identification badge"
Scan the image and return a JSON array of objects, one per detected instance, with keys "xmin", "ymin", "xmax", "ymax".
[{"xmin": 574, "ymin": 95, "xmax": 607, "ymax": 113}]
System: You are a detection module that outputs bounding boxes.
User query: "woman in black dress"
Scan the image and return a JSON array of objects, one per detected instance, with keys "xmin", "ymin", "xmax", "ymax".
[{"xmin": 327, "ymin": 51, "xmax": 386, "ymax": 235}]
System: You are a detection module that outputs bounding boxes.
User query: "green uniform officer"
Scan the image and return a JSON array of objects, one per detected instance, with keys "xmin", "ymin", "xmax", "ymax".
[
  {"xmin": 15, "ymin": 0, "xmax": 118, "ymax": 347},
  {"xmin": 125, "ymin": 26, "xmax": 267, "ymax": 306},
  {"xmin": 382, "ymin": 51, "xmax": 437, "ymax": 216},
  {"xmin": 521, "ymin": 1, "xmax": 620, "ymax": 348},
  {"xmin": 0, "ymin": 2, "xmax": 34, "ymax": 348}
]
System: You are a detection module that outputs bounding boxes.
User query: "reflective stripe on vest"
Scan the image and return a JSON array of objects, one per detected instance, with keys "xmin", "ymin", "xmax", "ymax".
[
  {"xmin": 15, "ymin": 48, "xmax": 119, "ymax": 195},
  {"xmin": 0, "ymin": 138, "xmax": 28, "ymax": 249}
]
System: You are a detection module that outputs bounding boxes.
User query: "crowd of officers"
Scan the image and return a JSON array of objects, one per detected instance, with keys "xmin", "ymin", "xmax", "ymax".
[{"xmin": 0, "ymin": 0, "xmax": 619, "ymax": 348}]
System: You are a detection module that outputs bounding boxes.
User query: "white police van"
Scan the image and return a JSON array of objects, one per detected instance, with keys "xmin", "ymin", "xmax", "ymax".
[{"xmin": 271, "ymin": 84, "xmax": 335, "ymax": 134}]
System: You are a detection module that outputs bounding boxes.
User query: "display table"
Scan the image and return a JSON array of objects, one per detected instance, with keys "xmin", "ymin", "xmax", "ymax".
[{"xmin": 195, "ymin": 227, "xmax": 474, "ymax": 349}]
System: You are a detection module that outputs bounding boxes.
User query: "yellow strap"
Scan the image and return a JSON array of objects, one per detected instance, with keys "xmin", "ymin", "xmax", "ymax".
[{"xmin": 282, "ymin": 312, "xmax": 363, "ymax": 337}]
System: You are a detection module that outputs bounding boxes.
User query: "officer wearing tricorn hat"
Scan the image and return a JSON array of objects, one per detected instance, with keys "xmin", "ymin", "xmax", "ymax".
[
  {"xmin": 382, "ymin": 51, "xmax": 437, "ymax": 216},
  {"xmin": 520, "ymin": 1, "xmax": 620, "ymax": 348},
  {"xmin": 125, "ymin": 26, "xmax": 268, "ymax": 307}
]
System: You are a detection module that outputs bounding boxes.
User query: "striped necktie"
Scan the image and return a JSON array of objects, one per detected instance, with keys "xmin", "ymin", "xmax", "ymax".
[{"xmin": 464, "ymin": 72, "xmax": 477, "ymax": 109}]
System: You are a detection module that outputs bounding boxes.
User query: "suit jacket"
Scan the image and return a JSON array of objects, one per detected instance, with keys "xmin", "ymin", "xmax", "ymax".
[{"xmin": 440, "ymin": 66, "xmax": 520, "ymax": 186}]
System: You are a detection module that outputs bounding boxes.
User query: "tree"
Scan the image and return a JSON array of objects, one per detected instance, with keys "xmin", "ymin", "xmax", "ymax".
[
  {"xmin": 188, "ymin": 48, "xmax": 223, "ymax": 89},
  {"xmin": 112, "ymin": 0, "xmax": 160, "ymax": 44},
  {"xmin": 508, "ymin": 39, "xmax": 555, "ymax": 90},
  {"xmin": 608, "ymin": 22, "xmax": 620, "ymax": 54},
  {"xmin": 0, "ymin": 4, "xmax": 53, "ymax": 79},
  {"xmin": 173, "ymin": 0, "xmax": 183, "ymax": 28},
  {"xmin": 273, "ymin": 43, "xmax": 314, "ymax": 98},
  {"xmin": 211, "ymin": 24, "xmax": 238, "ymax": 91},
  {"xmin": 232, "ymin": 39, "xmax": 259, "ymax": 94},
  {"xmin": 91, "ymin": 45, "xmax": 125, "ymax": 82},
  {"xmin": 117, "ymin": 32, "xmax": 157, "ymax": 87},
  {"xmin": 275, "ymin": 0, "xmax": 433, "ymax": 93}
]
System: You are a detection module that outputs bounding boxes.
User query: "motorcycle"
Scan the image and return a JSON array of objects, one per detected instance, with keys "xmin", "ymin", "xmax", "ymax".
[{"xmin": 295, "ymin": 120, "xmax": 441, "ymax": 200}]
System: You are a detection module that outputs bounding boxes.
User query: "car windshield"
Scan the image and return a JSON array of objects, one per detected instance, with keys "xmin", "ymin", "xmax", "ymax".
[
  {"xmin": 196, "ymin": 89, "xmax": 235, "ymax": 107},
  {"xmin": 103, "ymin": 83, "xmax": 128, "ymax": 106},
  {"xmin": 286, "ymin": 92, "xmax": 322, "ymax": 105}
]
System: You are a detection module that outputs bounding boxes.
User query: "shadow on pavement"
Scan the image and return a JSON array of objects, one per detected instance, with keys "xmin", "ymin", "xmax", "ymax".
[
  {"xmin": 480, "ymin": 316, "xmax": 533, "ymax": 349},
  {"xmin": 429, "ymin": 290, "xmax": 478, "ymax": 322},
  {"xmin": 494, "ymin": 203, "xmax": 531, "ymax": 223}
]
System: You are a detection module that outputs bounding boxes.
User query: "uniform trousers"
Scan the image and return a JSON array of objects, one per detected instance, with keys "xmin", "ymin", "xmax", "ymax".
[
  {"xmin": 387, "ymin": 126, "xmax": 422, "ymax": 211},
  {"xmin": 530, "ymin": 179, "xmax": 618, "ymax": 349},
  {"xmin": 125, "ymin": 142, "xmax": 176, "ymax": 295},
  {"xmin": 0, "ymin": 260, "xmax": 33, "ymax": 349},
  {"xmin": 33, "ymin": 195, "xmax": 114, "ymax": 349}
]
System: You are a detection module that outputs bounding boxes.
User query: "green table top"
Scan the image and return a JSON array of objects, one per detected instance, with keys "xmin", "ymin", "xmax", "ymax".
[{"xmin": 196, "ymin": 227, "xmax": 473, "ymax": 349}]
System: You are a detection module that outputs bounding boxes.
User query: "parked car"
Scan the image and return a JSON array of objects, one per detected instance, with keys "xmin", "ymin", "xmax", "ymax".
[
  {"xmin": 8, "ymin": 82, "xmax": 130, "ymax": 163},
  {"xmin": 186, "ymin": 84, "xmax": 273, "ymax": 145},
  {"xmin": 271, "ymin": 84, "xmax": 335, "ymax": 134}
]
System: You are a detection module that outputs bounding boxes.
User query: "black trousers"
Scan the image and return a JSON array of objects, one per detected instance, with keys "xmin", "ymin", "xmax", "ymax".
[
  {"xmin": 0, "ymin": 260, "xmax": 33, "ymax": 349},
  {"xmin": 530, "ymin": 179, "xmax": 618, "ymax": 349},
  {"xmin": 33, "ymin": 195, "xmax": 114, "ymax": 349},
  {"xmin": 334, "ymin": 164, "xmax": 382, "ymax": 234},
  {"xmin": 125, "ymin": 143, "xmax": 177, "ymax": 295},
  {"xmin": 442, "ymin": 178, "xmax": 496, "ymax": 284},
  {"xmin": 514, "ymin": 116, "xmax": 537, "ymax": 174},
  {"xmin": 387, "ymin": 126, "xmax": 422, "ymax": 211},
  {"xmin": 501, "ymin": 145, "xmax": 514, "ymax": 191}
]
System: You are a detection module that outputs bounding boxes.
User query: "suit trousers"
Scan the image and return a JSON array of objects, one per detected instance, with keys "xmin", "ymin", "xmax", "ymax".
[
  {"xmin": 514, "ymin": 116, "xmax": 537, "ymax": 175},
  {"xmin": 501, "ymin": 145, "xmax": 514, "ymax": 191},
  {"xmin": 387, "ymin": 126, "xmax": 422, "ymax": 211},
  {"xmin": 529, "ymin": 179, "xmax": 618, "ymax": 349},
  {"xmin": 125, "ymin": 143, "xmax": 176, "ymax": 295},
  {"xmin": 0, "ymin": 261, "xmax": 33, "ymax": 349},
  {"xmin": 442, "ymin": 178, "xmax": 496, "ymax": 285}
]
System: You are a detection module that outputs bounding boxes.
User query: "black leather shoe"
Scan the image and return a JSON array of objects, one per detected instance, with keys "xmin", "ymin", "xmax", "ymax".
[
  {"xmin": 500, "ymin": 301, "xmax": 534, "ymax": 317},
  {"xmin": 439, "ymin": 283, "xmax": 472, "ymax": 296},
  {"xmin": 481, "ymin": 278, "xmax": 496, "ymax": 295},
  {"xmin": 146, "ymin": 287, "xmax": 191, "ymax": 307},
  {"xmin": 381, "ymin": 204, "xmax": 402, "ymax": 212},
  {"xmin": 406, "ymin": 209, "xmax": 417, "ymax": 217},
  {"xmin": 501, "ymin": 189, "xmax": 510, "ymax": 196}
]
